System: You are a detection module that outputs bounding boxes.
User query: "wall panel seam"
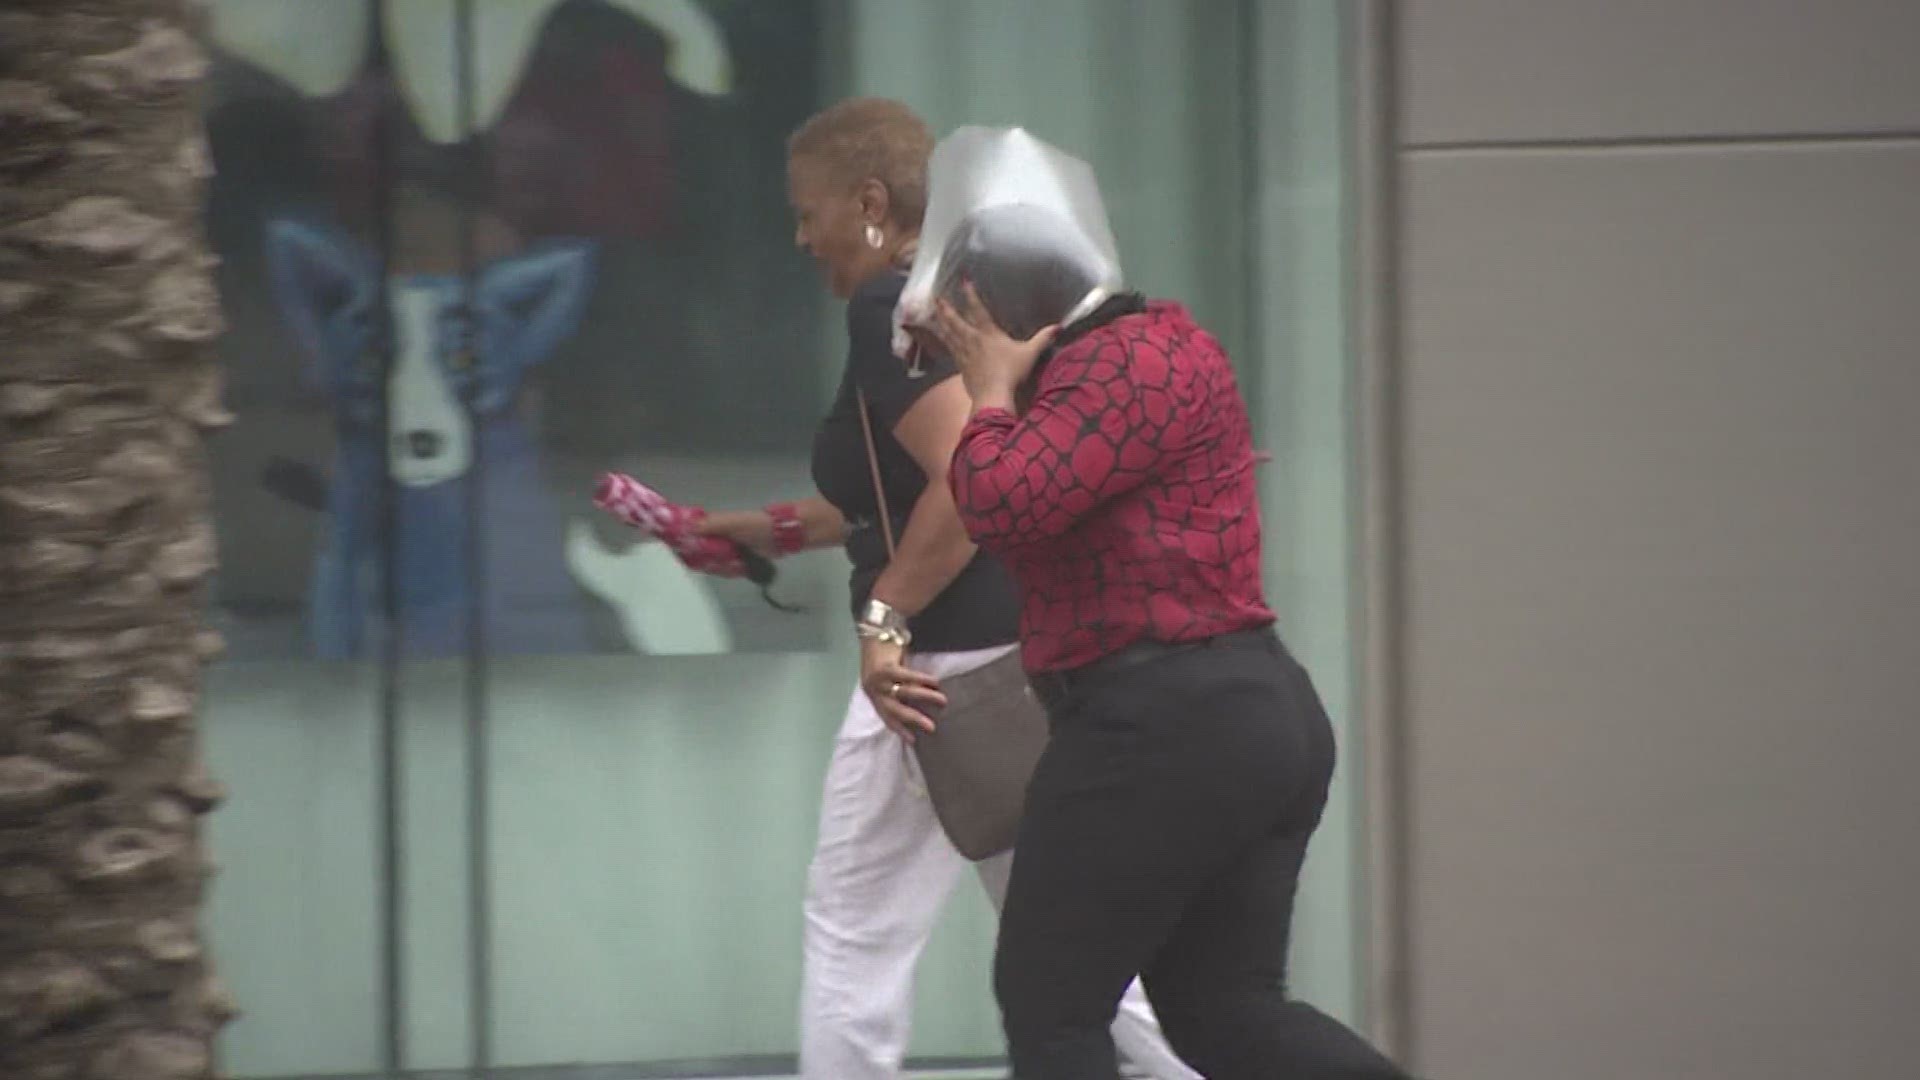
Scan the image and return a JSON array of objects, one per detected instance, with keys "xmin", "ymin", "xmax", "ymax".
[
  {"xmin": 1353, "ymin": 0, "xmax": 1414, "ymax": 1064},
  {"xmin": 1405, "ymin": 131, "xmax": 1920, "ymax": 156}
]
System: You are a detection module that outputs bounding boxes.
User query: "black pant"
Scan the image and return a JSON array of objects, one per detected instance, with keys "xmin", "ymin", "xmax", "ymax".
[{"xmin": 995, "ymin": 632, "xmax": 1409, "ymax": 1080}]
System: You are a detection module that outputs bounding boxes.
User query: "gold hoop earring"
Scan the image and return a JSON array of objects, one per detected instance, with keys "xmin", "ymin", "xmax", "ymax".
[{"xmin": 864, "ymin": 224, "xmax": 885, "ymax": 250}]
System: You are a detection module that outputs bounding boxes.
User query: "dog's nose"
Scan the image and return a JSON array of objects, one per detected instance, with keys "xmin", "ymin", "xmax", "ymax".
[{"xmin": 402, "ymin": 430, "xmax": 443, "ymax": 459}]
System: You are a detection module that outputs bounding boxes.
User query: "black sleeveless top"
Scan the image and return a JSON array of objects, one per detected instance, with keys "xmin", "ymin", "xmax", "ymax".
[{"xmin": 810, "ymin": 272, "xmax": 1021, "ymax": 652}]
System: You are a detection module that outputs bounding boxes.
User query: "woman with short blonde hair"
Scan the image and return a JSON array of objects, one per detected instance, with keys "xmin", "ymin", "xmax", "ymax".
[{"xmin": 682, "ymin": 98, "xmax": 1194, "ymax": 1080}]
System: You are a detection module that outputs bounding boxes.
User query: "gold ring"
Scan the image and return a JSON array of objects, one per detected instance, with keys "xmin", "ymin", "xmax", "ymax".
[{"xmin": 887, "ymin": 681, "xmax": 903, "ymax": 699}]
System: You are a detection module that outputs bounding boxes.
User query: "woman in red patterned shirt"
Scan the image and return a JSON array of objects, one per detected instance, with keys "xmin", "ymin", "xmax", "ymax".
[{"xmin": 928, "ymin": 204, "xmax": 1408, "ymax": 1080}]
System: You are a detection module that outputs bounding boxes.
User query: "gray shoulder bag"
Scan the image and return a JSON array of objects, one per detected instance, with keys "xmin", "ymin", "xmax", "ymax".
[{"xmin": 856, "ymin": 388, "xmax": 1050, "ymax": 861}]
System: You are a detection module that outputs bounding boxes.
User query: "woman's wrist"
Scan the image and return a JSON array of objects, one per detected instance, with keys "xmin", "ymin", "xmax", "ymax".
[
  {"xmin": 966, "ymin": 379, "xmax": 1018, "ymax": 413},
  {"xmin": 856, "ymin": 597, "xmax": 912, "ymax": 648},
  {"xmin": 971, "ymin": 392, "xmax": 1016, "ymax": 416},
  {"xmin": 764, "ymin": 501, "xmax": 807, "ymax": 556}
]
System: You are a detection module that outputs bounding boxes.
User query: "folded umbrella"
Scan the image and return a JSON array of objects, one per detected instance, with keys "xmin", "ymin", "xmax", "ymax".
[{"xmin": 593, "ymin": 473, "xmax": 801, "ymax": 613}]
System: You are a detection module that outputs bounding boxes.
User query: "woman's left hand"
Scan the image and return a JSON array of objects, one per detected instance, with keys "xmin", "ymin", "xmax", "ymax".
[
  {"xmin": 860, "ymin": 636, "xmax": 946, "ymax": 745},
  {"xmin": 930, "ymin": 283, "xmax": 1058, "ymax": 401}
]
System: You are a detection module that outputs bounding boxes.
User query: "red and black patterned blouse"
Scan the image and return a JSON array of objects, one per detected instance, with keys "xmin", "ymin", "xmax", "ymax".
[{"xmin": 950, "ymin": 299, "xmax": 1276, "ymax": 673}]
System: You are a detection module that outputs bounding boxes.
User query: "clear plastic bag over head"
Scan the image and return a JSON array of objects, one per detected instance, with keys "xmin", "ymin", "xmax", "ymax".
[{"xmin": 893, "ymin": 126, "xmax": 1123, "ymax": 358}]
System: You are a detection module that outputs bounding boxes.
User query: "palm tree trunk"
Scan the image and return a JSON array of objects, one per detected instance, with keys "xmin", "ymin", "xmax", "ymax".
[{"xmin": 0, "ymin": 1, "xmax": 234, "ymax": 1078}]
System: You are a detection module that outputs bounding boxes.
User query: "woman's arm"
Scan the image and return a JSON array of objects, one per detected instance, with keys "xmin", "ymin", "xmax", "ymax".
[
  {"xmin": 950, "ymin": 337, "xmax": 1170, "ymax": 550},
  {"xmin": 696, "ymin": 495, "xmax": 847, "ymax": 554},
  {"xmin": 867, "ymin": 376, "xmax": 980, "ymax": 618},
  {"xmin": 852, "ymin": 375, "xmax": 978, "ymax": 744}
]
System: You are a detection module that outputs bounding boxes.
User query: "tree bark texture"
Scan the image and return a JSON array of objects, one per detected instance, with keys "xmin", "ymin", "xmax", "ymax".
[{"xmin": 0, "ymin": 1, "xmax": 235, "ymax": 1077}]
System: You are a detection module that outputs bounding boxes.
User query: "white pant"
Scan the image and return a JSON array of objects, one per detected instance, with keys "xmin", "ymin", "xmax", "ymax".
[{"xmin": 800, "ymin": 644, "xmax": 1199, "ymax": 1080}]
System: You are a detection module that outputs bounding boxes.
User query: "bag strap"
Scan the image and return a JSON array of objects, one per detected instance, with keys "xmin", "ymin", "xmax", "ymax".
[
  {"xmin": 855, "ymin": 247, "xmax": 923, "ymax": 560},
  {"xmin": 855, "ymin": 386, "xmax": 898, "ymax": 560},
  {"xmin": 857, "ymin": 381, "xmax": 930, "ymax": 791}
]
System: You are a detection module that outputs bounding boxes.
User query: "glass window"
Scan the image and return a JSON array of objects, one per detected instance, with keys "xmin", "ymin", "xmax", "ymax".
[{"xmin": 199, "ymin": 1, "xmax": 1363, "ymax": 1074}]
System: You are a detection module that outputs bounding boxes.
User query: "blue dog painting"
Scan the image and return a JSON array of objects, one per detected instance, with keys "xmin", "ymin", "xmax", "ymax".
[{"xmin": 265, "ymin": 217, "xmax": 602, "ymax": 659}]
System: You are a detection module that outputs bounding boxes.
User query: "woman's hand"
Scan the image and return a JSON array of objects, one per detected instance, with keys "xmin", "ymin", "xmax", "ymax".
[
  {"xmin": 860, "ymin": 636, "xmax": 946, "ymax": 744},
  {"xmin": 930, "ymin": 283, "xmax": 1058, "ymax": 403},
  {"xmin": 694, "ymin": 509, "xmax": 775, "ymax": 556}
]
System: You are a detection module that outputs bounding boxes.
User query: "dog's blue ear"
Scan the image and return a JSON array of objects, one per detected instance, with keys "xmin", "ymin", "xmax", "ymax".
[
  {"xmin": 265, "ymin": 218, "xmax": 379, "ymax": 380},
  {"xmin": 471, "ymin": 240, "xmax": 597, "ymax": 405}
]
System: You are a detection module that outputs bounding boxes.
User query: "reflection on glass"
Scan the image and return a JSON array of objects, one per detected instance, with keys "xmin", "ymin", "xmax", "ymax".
[
  {"xmin": 200, "ymin": 3, "xmax": 388, "ymax": 1074},
  {"xmin": 210, "ymin": 0, "xmax": 822, "ymax": 664}
]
